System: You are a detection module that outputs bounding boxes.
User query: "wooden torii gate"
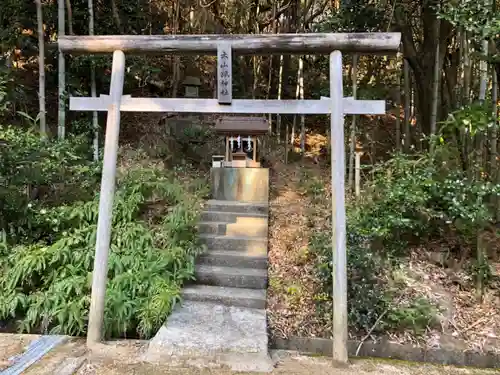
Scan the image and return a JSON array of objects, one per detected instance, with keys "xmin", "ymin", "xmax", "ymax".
[{"xmin": 59, "ymin": 33, "xmax": 401, "ymax": 364}]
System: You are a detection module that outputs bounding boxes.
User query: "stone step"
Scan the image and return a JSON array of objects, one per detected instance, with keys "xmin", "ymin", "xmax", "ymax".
[
  {"xmin": 205, "ymin": 200, "xmax": 268, "ymax": 215},
  {"xmin": 198, "ymin": 221, "xmax": 268, "ymax": 237},
  {"xmin": 195, "ymin": 265, "xmax": 267, "ymax": 289},
  {"xmin": 143, "ymin": 301, "xmax": 273, "ymax": 372},
  {"xmin": 197, "ymin": 250, "xmax": 268, "ymax": 269},
  {"xmin": 199, "ymin": 234, "xmax": 268, "ymax": 252},
  {"xmin": 182, "ymin": 285, "xmax": 266, "ymax": 309},
  {"xmin": 198, "ymin": 222, "xmax": 227, "ymax": 235},
  {"xmin": 200, "ymin": 211, "xmax": 267, "ymax": 223}
]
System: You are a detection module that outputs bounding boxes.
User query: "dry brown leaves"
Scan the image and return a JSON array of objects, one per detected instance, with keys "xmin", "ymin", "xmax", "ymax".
[
  {"xmin": 386, "ymin": 248, "xmax": 500, "ymax": 353},
  {"xmin": 267, "ymin": 160, "xmax": 328, "ymax": 339}
]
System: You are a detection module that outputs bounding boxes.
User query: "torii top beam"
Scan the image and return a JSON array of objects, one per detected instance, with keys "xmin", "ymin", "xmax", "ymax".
[{"xmin": 58, "ymin": 33, "xmax": 401, "ymax": 55}]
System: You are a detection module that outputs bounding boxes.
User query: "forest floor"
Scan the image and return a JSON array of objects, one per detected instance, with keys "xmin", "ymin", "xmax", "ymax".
[
  {"xmin": 1, "ymin": 335, "xmax": 498, "ymax": 375},
  {"xmin": 266, "ymin": 132, "xmax": 500, "ymax": 354}
]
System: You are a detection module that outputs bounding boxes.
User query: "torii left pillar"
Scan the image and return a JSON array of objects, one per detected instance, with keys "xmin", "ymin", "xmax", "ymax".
[{"xmin": 87, "ymin": 50, "xmax": 126, "ymax": 345}]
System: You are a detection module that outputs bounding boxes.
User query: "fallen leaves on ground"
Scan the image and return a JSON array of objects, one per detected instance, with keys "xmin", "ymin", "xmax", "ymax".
[
  {"xmin": 390, "ymin": 248, "xmax": 500, "ymax": 353},
  {"xmin": 267, "ymin": 160, "xmax": 328, "ymax": 339},
  {"xmin": 267, "ymin": 157, "xmax": 500, "ymax": 354}
]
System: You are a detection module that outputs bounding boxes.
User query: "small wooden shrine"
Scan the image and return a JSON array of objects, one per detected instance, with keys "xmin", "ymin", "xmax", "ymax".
[{"xmin": 212, "ymin": 116, "xmax": 268, "ymax": 168}]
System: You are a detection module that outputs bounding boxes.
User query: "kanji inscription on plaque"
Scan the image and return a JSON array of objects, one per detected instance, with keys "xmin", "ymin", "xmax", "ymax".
[{"xmin": 217, "ymin": 43, "xmax": 232, "ymax": 104}]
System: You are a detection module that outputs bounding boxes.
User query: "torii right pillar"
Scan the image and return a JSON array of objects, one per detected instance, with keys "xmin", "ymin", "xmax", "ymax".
[{"xmin": 329, "ymin": 50, "xmax": 349, "ymax": 364}]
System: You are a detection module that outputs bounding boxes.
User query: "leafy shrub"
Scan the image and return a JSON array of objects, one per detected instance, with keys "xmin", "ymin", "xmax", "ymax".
[
  {"xmin": 0, "ymin": 126, "xmax": 209, "ymax": 339},
  {"xmin": 358, "ymin": 152, "xmax": 500, "ymax": 249},
  {"xmin": 384, "ymin": 298, "xmax": 438, "ymax": 335},
  {"xmin": 0, "ymin": 167, "xmax": 208, "ymax": 338},
  {"xmin": 176, "ymin": 125, "xmax": 218, "ymax": 168},
  {"xmin": 0, "ymin": 68, "xmax": 28, "ymax": 120},
  {"xmin": 0, "ymin": 70, "xmax": 12, "ymax": 115},
  {"xmin": 181, "ymin": 126, "xmax": 213, "ymax": 141},
  {"xmin": 299, "ymin": 171, "xmax": 326, "ymax": 203},
  {"xmin": 311, "ymin": 225, "xmax": 438, "ymax": 336},
  {"xmin": 311, "ymin": 227, "xmax": 390, "ymax": 333},
  {"xmin": 0, "ymin": 126, "xmax": 101, "ymax": 243},
  {"xmin": 309, "ymin": 144, "xmax": 499, "ymax": 336}
]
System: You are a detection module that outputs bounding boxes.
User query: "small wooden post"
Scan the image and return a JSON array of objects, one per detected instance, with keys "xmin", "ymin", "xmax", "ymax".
[
  {"xmin": 252, "ymin": 136, "xmax": 257, "ymax": 162},
  {"xmin": 87, "ymin": 50, "xmax": 126, "ymax": 345},
  {"xmin": 355, "ymin": 145, "xmax": 363, "ymax": 198},
  {"xmin": 217, "ymin": 43, "xmax": 232, "ymax": 104},
  {"xmin": 330, "ymin": 50, "xmax": 348, "ymax": 364},
  {"xmin": 225, "ymin": 137, "xmax": 230, "ymax": 163}
]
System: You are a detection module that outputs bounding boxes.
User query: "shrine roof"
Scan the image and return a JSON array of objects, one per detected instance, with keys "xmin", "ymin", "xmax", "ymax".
[{"xmin": 215, "ymin": 116, "xmax": 268, "ymax": 135}]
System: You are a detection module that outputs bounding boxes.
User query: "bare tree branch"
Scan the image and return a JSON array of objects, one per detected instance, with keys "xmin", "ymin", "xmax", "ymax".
[
  {"xmin": 304, "ymin": 0, "xmax": 329, "ymax": 26},
  {"xmin": 259, "ymin": 1, "xmax": 292, "ymax": 30}
]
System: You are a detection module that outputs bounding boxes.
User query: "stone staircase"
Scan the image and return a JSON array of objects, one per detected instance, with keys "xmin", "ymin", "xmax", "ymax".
[
  {"xmin": 184, "ymin": 200, "xmax": 268, "ymax": 306},
  {"xmin": 144, "ymin": 199, "xmax": 272, "ymax": 372}
]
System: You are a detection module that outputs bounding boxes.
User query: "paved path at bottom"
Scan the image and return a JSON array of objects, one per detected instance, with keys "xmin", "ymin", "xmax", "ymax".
[
  {"xmin": 0, "ymin": 334, "xmax": 498, "ymax": 375},
  {"xmin": 75, "ymin": 356, "xmax": 500, "ymax": 375}
]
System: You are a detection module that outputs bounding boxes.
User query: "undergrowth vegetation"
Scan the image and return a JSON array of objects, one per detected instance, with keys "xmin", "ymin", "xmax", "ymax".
[
  {"xmin": 0, "ymin": 126, "xmax": 208, "ymax": 339},
  {"xmin": 306, "ymin": 105, "xmax": 500, "ymax": 337}
]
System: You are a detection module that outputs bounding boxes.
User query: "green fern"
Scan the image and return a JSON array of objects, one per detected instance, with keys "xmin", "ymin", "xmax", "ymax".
[{"xmin": 0, "ymin": 163, "xmax": 207, "ymax": 339}]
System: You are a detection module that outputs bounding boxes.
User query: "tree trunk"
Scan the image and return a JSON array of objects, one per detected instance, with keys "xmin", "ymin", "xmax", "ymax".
[
  {"xmin": 475, "ymin": 231, "xmax": 486, "ymax": 302},
  {"xmin": 267, "ymin": 2, "xmax": 277, "ymax": 133},
  {"xmin": 398, "ymin": 2, "xmax": 452, "ymax": 140},
  {"xmin": 88, "ymin": 0, "xmax": 98, "ymax": 160},
  {"xmin": 65, "ymin": 0, "xmax": 73, "ymax": 35},
  {"xmin": 474, "ymin": 38, "xmax": 490, "ymax": 302},
  {"xmin": 474, "ymin": 40, "xmax": 488, "ymax": 181},
  {"xmin": 252, "ymin": 56, "xmax": 261, "ymax": 99},
  {"xmin": 35, "ymin": 0, "xmax": 47, "ymax": 137},
  {"xmin": 289, "ymin": 56, "xmax": 306, "ymax": 154},
  {"xmin": 285, "ymin": 116, "xmax": 289, "ymax": 164},
  {"xmin": 277, "ymin": 54, "xmax": 284, "ymax": 144},
  {"xmin": 58, "ymin": 0, "xmax": 66, "ymax": 139},
  {"xmin": 171, "ymin": 0, "xmax": 181, "ymax": 98},
  {"xmin": 456, "ymin": 28, "xmax": 463, "ymax": 108},
  {"xmin": 276, "ymin": 13, "xmax": 286, "ymax": 145},
  {"xmin": 429, "ymin": 14, "xmax": 441, "ymax": 152},
  {"xmin": 149, "ymin": 0, "xmax": 153, "ymax": 34},
  {"xmin": 456, "ymin": 30, "xmax": 467, "ymax": 170},
  {"xmin": 111, "ymin": 0, "xmax": 123, "ymax": 33},
  {"xmin": 267, "ymin": 55, "xmax": 273, "ymax": 133},
  {"xmin": 403, "ymin": 58, "xmax": 411, "ymax": 151},
  {"xmin": 413, "ymin": 73, "xmax": 423, "ymax": 151},
  {"xmin": 462, "ymin": 32, "xmax": 473, "ymax": 174},
  {"xmin": 348, "ymin": 54, "xmax": 358, "ymax": 191},
  {"xmin": 479, "ymin": 40, "xmax": 488, "ymax": 103},
  {"xmin": 492, "ymin": 0, "xmax": 500, "ymax": 220},
  {"xmin": 493, "ymin": 66, "xmax": 499, "ymax": 221},
  {"xmin": 299, "ymin": 56, "xmax": 305, "ymax": 153},
  {"xmin": 395, "ymin": 53, "xmax": 402, "ymax": 152},
  {"xmin": 463, "ymin": 33, "xmax": 472, "ymax": 105}
]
